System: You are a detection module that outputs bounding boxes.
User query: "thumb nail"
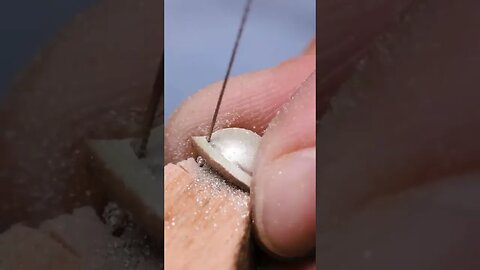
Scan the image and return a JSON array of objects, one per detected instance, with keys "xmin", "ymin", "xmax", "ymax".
[{"xmin": 253, "ymin": 147, "xmax": 316, "ymax": 257}]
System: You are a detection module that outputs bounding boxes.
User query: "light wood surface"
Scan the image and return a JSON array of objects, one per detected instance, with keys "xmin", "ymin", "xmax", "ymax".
[
  {"xmin": 164, "ymin": 158, "xmax": 252, "ymax": 270},
  {"xmin": 0, "ymin": 225, "xmax": 82, "ymax": 270}
]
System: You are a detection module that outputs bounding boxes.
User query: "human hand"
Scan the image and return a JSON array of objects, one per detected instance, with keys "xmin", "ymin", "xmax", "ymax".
[
  {"xmin": 314, "ymin": 0, "xmax": 480, "ymax": 269},
  {"xmin": 167, "ymin": 0, "xmax": 480, "ymax": 269},
  {"xmin": 164, "ymin": 0, "xmax": 415, "ymax": 265},
  {"xmin": 165, "ymin": 40, "xmax": 316, "ymax": 264}
]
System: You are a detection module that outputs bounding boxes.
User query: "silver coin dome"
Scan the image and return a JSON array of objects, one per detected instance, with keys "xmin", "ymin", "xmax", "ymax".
[{"xmin": 192, "ymin": 128, "xmax": 261, "ymax": 191}]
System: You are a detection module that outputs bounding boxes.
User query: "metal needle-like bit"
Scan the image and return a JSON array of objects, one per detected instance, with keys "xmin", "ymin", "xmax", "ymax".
[
  {"xmin": 207, "ymin": 0, "xmax": 253, "ymax": 142},
  {"xmin": 136, "ymin": 54, "xmax": 164, "ymax": 158}
]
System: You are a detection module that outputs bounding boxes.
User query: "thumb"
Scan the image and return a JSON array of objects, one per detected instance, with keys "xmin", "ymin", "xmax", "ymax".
[{"xmin": 252, "ymin": 72, "xmax": 316, "ymax": 258}]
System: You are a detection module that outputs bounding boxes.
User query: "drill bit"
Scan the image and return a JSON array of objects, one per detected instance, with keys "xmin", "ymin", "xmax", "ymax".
[{"xmin": 207, "ymin": 0, "xmax": 253, "ymax": 142}]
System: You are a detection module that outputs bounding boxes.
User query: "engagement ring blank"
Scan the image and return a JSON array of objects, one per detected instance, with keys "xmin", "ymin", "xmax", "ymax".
[{"xmin": 192, "ymin": 128, "xmax": 261, "ymax": 191}]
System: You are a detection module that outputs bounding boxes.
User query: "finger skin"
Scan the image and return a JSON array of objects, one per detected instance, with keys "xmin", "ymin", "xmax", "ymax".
[
  {"xmin": 164, "ymin": 55, "xmax": 315, "ymax": 163},
  {"xmin": 316, "ymin": 0, "xmax": 480, "ymax": 231},
  {"xmin": 303, "ymin": 39, "xmax": 315, "ymax": 55},
  {"xmin": 318, "ymin": 174, "xmax": 480, "ymax": 270},
  {"xmin": 315, "ymin": 0, "xmax": 480, "ymax": 268},
  {"xmin": 252, "ymin": 73, "xmax": 316, "ymax": 257},
  {"xmin": 318, "ymin": 0, "xmax": 416, "ymax": 95}
]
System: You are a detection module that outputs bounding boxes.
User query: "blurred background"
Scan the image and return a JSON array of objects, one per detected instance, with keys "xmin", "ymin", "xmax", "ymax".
[
  {"xmin": 0, "ymin": 1, "xmax": 165, "ymax": 267},
  {"xmin": 0, "ymin": 1, "xmax": 97, "ymax": 100},
  {"xmin": 0, "ymin": 0, "xmax": 315, "ymax": 110},
  {"xmin": 164, "ymin": 0, "xmax": 316, "ymax": 119}
]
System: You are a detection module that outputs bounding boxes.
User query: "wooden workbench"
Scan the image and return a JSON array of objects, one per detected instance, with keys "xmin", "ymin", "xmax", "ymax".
[{"xmin": 164, "ymin": 158, "xmax": 252, "ymax": 270}]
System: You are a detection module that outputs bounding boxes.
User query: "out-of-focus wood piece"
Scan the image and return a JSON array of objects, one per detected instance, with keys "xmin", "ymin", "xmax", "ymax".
[
  {"xmin": 39, "ymin": 207, "xmax": 125, "ymax": 269},
  {"xmin": 0, "ymin": 225, "xmax": 83, "ymax": 270},
  {"xmin": 38, "ymin": 206, "xmax": 163, "ymax": 270},
  {"xmin": 164, "ymin": 158, "xmax": 252, "ymax": 270},
  {"xmin": 87, "ymin": 126, "xmax": 163, "ymax": 241}
]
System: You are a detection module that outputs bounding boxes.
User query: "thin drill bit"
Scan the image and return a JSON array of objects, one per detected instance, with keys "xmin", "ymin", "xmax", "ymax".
[
  {"xmin": 207, "ymin": 0, "xmax": 253, "ymax": 142},
  {"xmin": 136, "ymin": 53, "xmax": 164, "ymax": 158}
]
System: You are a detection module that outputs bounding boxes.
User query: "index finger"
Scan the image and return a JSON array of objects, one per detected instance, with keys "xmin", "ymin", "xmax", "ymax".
[{"xmin": 164, "ymin": 55, "xmax": 316, "ymax": 163}]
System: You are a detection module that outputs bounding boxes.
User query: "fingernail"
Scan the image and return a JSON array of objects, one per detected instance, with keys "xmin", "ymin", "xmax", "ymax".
[{"xmin": 254, "ymin": 147, "xmax": 316, "ymax": 257}]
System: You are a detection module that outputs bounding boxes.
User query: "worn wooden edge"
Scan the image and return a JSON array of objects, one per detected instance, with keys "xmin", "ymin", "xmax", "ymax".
[{"xmin": 165, "ymin": 159, "xmax": 254, "ymax": 269}]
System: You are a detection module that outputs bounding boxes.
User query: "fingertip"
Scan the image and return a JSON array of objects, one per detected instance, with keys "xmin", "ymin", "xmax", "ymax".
[
  {"xmin": 253, "ymin": 147, "xmax": 316, "ymax": 257},
  {"xmin": 251, "ymin": 71, "xmax": 316, "ymax": 257},
  {"xmin": 303, "ymin": 39, "xmax": 316, "ymax": 55},
  {"xmin": 164, "ymin": 56, "xmax": 315, "ymax": 164}
]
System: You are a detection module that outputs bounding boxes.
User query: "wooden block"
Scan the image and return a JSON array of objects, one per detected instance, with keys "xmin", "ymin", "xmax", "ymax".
[
  {"xmin": 0, "ymin": 225, "xmax": 83, "ymax": 270},
  {"xmin": 39, "ymin": 207, "xmax": 125, "ymax": 269},
  {"xmin": 164, "ymin": 158, "xmax": 252, "ymax": 270},
  {"xmin": 86, "ymin": 126, "xmax": 163, "ymax": 242},
  {"xmin": 39, "ymin": 206, "xmax": 163, "ymax": 270}
]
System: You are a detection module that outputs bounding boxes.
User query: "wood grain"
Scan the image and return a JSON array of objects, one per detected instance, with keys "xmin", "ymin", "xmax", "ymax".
[{"xmin": 164, "ymin": 158, "xmax": 252, "ymax": 270}]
